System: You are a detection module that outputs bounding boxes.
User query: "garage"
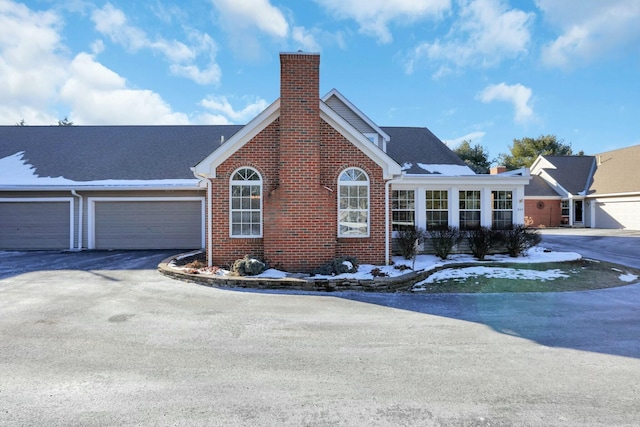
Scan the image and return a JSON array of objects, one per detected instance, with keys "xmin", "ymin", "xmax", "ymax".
[
  {"xmin": 0, "ymin": 199, "xmax": 73, "ymax": 250},
  {"xmin": 593, "ymin": 197, "xmax": 640, "ymax": 230},
  {"xmin": 89, "ymin": 198, "xmax": 204, "ymax": 250}
]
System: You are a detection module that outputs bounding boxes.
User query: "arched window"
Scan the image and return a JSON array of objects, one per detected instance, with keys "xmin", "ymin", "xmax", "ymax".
[
  {"xmin": 230, "ymin": 167, "xmax": 262, "ymax": 237},
  {"xmin": 338, "ymin": 168, "xmax": 369, "ymax": 237}
]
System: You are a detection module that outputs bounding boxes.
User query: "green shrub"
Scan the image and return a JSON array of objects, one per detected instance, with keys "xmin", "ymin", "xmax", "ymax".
[
  {"xmin": 465, "ymin": 227, "xmax": 501, "ymax": 260},
  {"xmin": 427, "ymin": 226, "xmax": 462, "ymax": 260},
  {"xmin": 231, "ymin": 255, "xmax": 267, "ymax": 276},
  {"xmin": 501, "ymin": 225, "xmax": 542, "ymax": 257},
  {"xmin": 313, "ymin": 256, "xmax": 359, "ymax": 276},
  {"xmin": 396, "ymin": 226, "xmax": 427, "ymax": 260}
]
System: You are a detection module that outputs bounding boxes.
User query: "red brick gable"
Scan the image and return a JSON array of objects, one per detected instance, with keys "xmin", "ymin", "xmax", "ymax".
[{"xmin": 208, "ymin": 117, "xmax": 387, "ymax": 272}]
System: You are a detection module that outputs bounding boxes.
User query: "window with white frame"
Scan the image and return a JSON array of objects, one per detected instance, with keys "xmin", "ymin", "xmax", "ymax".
[
  {"xmin": 459, "ymin": 190, "xmax": 481, "ymax": 230},
  {"xmin": 426, "ymin": 190, "xmax": 449, "ymax": 230},
  {"xmin": 338, "ymin": 168, "xmax": 369, "ymax": 237},
  {"xmin": 392, "ymin": 190, "xmax": 415, "ymax": 232},
  {"xmin": 230, "ymin": 167, "xmax": 262, "ymax": 237},
  {"xmin": 492, "ymin": 190, "xmax": 513, "ymax": 229}
]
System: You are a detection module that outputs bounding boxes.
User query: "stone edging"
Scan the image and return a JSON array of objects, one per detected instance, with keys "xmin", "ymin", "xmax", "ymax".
[{"xmin": 157, "ymin": 255, "xmax": 434, "ymax": 292}]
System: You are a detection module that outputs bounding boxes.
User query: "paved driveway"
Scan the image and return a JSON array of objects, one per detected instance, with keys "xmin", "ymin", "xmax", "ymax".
[
  {"xmin": 539, "ymin": 228, "xmax": 640, "ymax": 268},
  {"xmin": 1, "ymin": 250, "xmax": 640, "ymax": 426}
]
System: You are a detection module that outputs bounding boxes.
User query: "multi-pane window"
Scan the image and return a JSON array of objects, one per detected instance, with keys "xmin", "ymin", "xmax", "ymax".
[
  {"xmin": 392, "ymin": 190, "xmax": 415, "ymax": 232},
  {"xmin": 561, "ymin": 200, "xmax": 569, "ymax": 216},
  {"xmin": 338, "ymin": 168, "xmax": 369, "ymax": 237},
  {"xmin": 230, "ymin": 168, "xmax": 262, "ymax": 237},
  {"xmin": 492, "ymin": 190, "xmax": 513, "ymax": 229},
  {"xmin": 426, "ymin": 190, "xmax": 449, "ymax": 230},
  {"xmin": 459, "ymin": 190, "xmax": 481, "ymax": 230}
]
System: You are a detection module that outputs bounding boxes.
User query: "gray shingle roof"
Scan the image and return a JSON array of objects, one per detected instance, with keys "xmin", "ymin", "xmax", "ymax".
[
  {"xmin": 525, "ymin": 175, "xmax": 561, "ymax": 197},
  {"xmin": 589, "ymin": 144, "xmax": 640, "ymax": 195},
  {"xmin": 0, "ymin": 124, "xmax": 464, "ymax": 183},
  {"xmin": 540, "ymin": 155, "xmax": 595, "ymax": 195},
  {"xmin": 382, "ymin": 126, "xmax": 467, "ymax": 174},
  {"xmin": 0, "ymin": 126, "xmax": 242, "ymax": 181}
]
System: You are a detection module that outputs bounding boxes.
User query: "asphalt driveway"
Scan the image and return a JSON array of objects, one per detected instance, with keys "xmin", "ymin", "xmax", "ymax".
[
  {"xmin": 539, "ymin": 228, "xmax": 640, "ymax": 269},
  {"xmin": 1, "ymin": 250, "xmax": 640, "ymax": 426}
]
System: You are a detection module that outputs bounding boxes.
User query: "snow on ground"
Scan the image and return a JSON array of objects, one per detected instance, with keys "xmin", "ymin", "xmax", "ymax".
[{"xmin": 619, "ymin": 273, "xmax": 639, "ymax": 283}]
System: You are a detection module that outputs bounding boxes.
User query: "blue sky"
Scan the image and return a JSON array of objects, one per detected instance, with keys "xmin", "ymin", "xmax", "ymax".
[{"xmin": 1, "ymin": 0, "xmax": 639, "ymax": 160}]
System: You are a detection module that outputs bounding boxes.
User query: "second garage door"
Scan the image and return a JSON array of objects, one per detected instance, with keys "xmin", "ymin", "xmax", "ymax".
[
  {"xmin": 0, "ymin": 200, "xmax": 72, "ymax": 250},
  {"xmin": 593, "ymin": 197, "xmax": 640, "ymax": 230},
  {"xmin": 92, "ymin": 199, "xmax": 204, "ymax": 249}
]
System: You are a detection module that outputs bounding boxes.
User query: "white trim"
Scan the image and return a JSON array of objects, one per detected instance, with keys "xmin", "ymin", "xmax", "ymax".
[
  {"xmin": 337, "ymin": 167, "xmax": 370, "ymax": 238},
  {"xmin": 0, "ymin": 197, "xmax": 74, "ymax": 250},
  {"xmin": 320, "ymin": 103, "xmax": 402, "ymax": 179},
  {"xmin": 229, "ymin": 167, "xmax": 263, "ymax": 239},
  {"xmin": 322, "ymin": 89, "xmax": 391, "ymax": 143},
  {"xmin": 193, "ymin": 99, "xmax": 281, "ymax": 178},
  {"xmin": 87, "ymin": 197, "xmax": 205, "ymax": 249}
]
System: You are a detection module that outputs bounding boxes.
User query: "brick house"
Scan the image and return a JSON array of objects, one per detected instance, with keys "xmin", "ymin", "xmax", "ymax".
[
  {"xmin": 524, "ymin": 147, "xmax": 640, "ymax": 229},
  {"xmin": 0, "ymin": 52, "xmax": 531, "ymax": 272},
  {"xmin": 192, "ymin": 52, "xmax": 531, "ymax": 272}
]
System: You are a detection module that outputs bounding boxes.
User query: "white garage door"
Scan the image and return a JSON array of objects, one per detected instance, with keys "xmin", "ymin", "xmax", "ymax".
[
  {"xmin": 0, "ymin": 200, "xmax": 72, "ymax": 250},
  {"xmin": 594, "ymin": 197, "xmax": 640, "ymax": 230},
  {"xmin": 91, "ymin": 198, "xmax": 203, "ymax": 250}
]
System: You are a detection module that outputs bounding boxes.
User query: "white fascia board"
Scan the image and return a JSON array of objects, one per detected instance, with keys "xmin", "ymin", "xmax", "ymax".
[
  {"xmin": 193, "ymin": 99, "xmax": 281, "ymax": 178},
  {"xmin": 321, "ymin": 89, "xmax": 390, "ymax": 142},
  {"xmin": 537, "ymin": 170, "xmax": 570, "ymax": 197},
  {"xmin": 529, "ymin": 155, "xmax": 556, "ymax": 174},
  {"xmin": 0, "ymin": 184, "xmax": 203, "ymax": 192},
  {"xmin": 395, "ymin": 174, "xmax": 532, "ymax": 186},
  {"xmin": 320, "ymin": 102, "xmax": 402, "ymax": 179},
  {"xmin": 524, "ymin": 195, "xmax": 562, "ymax": 200},
  {"xmin": 588, "ymin": 191, "xmax": 640, "ymax": 199}
]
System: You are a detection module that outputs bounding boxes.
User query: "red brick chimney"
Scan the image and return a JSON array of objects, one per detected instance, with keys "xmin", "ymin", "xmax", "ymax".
[
  {"xmin": 490, "ymin": 165, "xmax": 507, "ymax": 175},
  {"xmin": 263, "ymin": 52, "xmax": 335, "ymax": 272}
]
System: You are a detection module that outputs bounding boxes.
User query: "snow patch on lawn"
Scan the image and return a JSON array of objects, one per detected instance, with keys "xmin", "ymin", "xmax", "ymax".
[{"xmin": 619, "ymin": 273, "xmax": 639, "ymax": 283}]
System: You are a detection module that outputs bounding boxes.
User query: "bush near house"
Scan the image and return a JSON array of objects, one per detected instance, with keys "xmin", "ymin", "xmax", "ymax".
[
  {"xmin": 501, "ymin": 225, "xmax": 542, "ymax": 257},
  {"xmin": 396, "ymin": 227, "xmax": 427, "ymax": 260},
  {"xmin": 427, "ymin": 226, "xmax": 462, "ymax": 260},
  {"xmin": 313, "ymin": 256, "xmax": 359, "ymax": 276},
  {"xmin": 232, "ymin": 255, "xmax": 267, "ymax": 276},
  {"xmin": 465, "ymin": 227, "xmax": 503, "ymax": 261}
]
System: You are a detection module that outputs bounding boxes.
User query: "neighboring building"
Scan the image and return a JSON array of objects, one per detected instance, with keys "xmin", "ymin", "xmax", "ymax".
[
  {"xmin": 525, "ymin": 145, "xmax": 640, "ymax": 230},
  {"xmin": 1, "ymin": 52, "xmax": 531, "ymax": 272}
]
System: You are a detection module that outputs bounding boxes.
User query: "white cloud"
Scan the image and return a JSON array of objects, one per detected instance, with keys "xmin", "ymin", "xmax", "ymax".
[
  {"xmin": 443, "ymin": 131, "xmax": 486, "ymax": 147},
  {"xmin": 405, "ymin": 0, "xmax": 533, "ymax": 75},
  {"xmin": 199, "ymin": 95, "xmax": 269, "ymax": 124},
  {"xmin": 60, "ymin": 52, "xmax": 190, "ymax": 125},
  {"xmin": 537, "ymin": 0, "xmax": 640, "ymax": 68},
  {"xmin": 212, "ymin": 0, "xmax": 289, "ymax": 38},
  {"xmin": 91, "ymin": 3, "xmax": 220, "ymax": 85},
  {"xmin": 315, "ymin": 0, "xmax": 450, "ymax": 44},
  {"xmin": 0, "ymin": 0, "xmax": 66, "ymax": 124},
  {"xmin": 478, "ymin": 83, "xmax": 534, "ymax": 123},
  {"xmin": 292, "ymin": 26, "xmax": 321, "ymax": 52}
]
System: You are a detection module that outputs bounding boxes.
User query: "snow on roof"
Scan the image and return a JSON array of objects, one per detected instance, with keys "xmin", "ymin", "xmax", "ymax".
[
  {"xmin": 402, "ymin": 163, "xmax": 476, "ymax": 176},
  {"xmin": 0, "ymin": 151, "xmax": 199, "ymax": 188}
]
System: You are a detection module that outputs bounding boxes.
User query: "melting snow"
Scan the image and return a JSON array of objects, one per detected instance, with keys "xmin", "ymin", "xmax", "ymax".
[
  {"xmin": 416, "ymin": 163, "xmax": 475, "ymax": 176},
  {"xmin": 0, "ymin": 151, "xmax": 199, "ymax": 187},
  {"xmin": 619, "ymin": 273, "xmax": 639, "ymax": 282}
]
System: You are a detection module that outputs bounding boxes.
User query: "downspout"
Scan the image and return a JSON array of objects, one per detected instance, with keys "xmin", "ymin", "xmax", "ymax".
[
  {"xmin": 71, "ymin": 190, "xmax": 83, "ymax": 251},
  {"xmin": 193, "ymin": 170, "xmax": 213, "ymax": 267}
]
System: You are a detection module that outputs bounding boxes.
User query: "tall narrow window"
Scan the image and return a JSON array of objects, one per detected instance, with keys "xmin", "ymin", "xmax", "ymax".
[
  {"xmin": 426, "ymin": 190, "xmax": 449, "ymax": 230},
  {"xmin": 230, "ymin": 167, "xmax": 262, "ymax": 237},
  {"xmin": 338, "ymin": 168, "xmax": 369, "ymax": 237},
  {"xmin": 392, "ymin": 190, "xmax": 415, "ymax": 232},
  {"xmin": 492, "ymin": 190, "xmax": 513, "ymax": 229},
  {"xmin": 459, "ymin": 190, "xmax": 481, "ymax": 230}
]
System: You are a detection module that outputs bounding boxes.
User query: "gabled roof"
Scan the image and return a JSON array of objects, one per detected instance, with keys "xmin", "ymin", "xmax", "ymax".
[
  {"xmin": 525, "ymin": 175, "xmax": 562, "ymax": 197},
  {"xmin": 322, "ymin": 89, "xmax": 390, "ymax": 144},
  {"xmin": 193, "ymin": 99, "xmax": 403, "ymax": 180},
  {"xmin": 589, "ymin": 144, "xmax": 640, "ymax": 196},
  {"xmin": 383, "ymin": 127, "xmax": 474, "ymax": 175},
  {"xmin": 530, "ymin": 155, "xmax": 595, "ymax": 196},
  {"xmin": 0, "ymin": 125, "xmax": 242, "ymax": 185}
]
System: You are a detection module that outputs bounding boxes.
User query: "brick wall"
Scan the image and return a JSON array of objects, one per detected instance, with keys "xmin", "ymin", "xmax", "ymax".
[
  {"xmin": 207, "ymin": 52, "xmax": 388, "ymax": 272},
  {"xmin": 525, "ymin": 199, "xmax": 561, "ymax": 227}
]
